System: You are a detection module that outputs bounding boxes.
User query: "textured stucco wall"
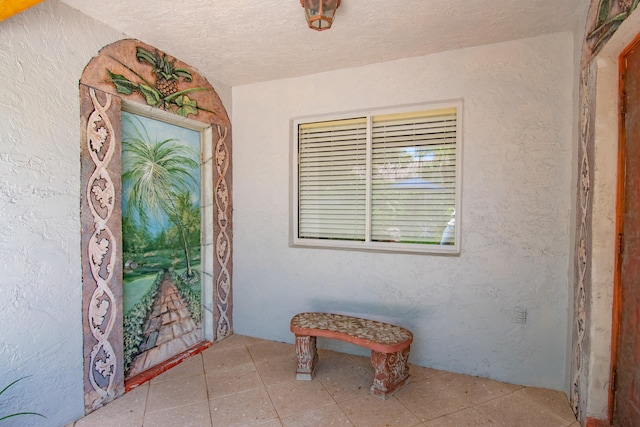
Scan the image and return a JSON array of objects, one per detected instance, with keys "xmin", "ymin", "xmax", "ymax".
[
  {"xmin": 0, "ymin": 2, "xmax": 123, "ymax": 425},
  {"xmin": 0, "ymin": 1, "xmax": 232, "ymax": 425},
  {"xmin": 232, "ymin": 32, "xmax": 575, "ymax": 390}
]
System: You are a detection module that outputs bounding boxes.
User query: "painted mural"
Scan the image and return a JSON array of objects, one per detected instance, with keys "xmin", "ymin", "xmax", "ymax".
[
  {"xmin": 121, "ymin": 112, "xmax": 202, "ymax": 378},
  {"xmin": 81, "ymin": 38, "xmax": 233, "ymax": 412}
]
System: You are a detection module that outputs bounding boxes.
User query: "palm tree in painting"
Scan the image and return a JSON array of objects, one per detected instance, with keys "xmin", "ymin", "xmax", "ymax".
[{"xmin": 122, "ymin": 114, "xmax": 199, "ymax": 277}]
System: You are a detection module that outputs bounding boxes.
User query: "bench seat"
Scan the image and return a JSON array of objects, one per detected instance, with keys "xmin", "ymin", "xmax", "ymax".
[{"xmin": 290, "ymin": 312, "xmax": 413, "ymax": 399}]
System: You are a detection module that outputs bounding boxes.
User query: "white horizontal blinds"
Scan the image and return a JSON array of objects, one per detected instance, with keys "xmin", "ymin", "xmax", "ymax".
[
  {"xmin": 370, "ymin": 108, "xmax": 457, "ymax": 244},
  {"xmin": 298, "ymin": 118, "xmax": 367, "ymax": 240}
]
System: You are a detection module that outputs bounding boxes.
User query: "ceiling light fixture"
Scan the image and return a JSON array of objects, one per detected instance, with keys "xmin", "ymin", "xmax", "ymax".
[{"xmin": 300, "ymin": 0, "xmax": 340, "ymax": 31}]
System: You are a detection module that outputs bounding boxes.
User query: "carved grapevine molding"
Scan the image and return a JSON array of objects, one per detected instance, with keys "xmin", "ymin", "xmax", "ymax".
[
  {"xmin": 86, "ymin": 88, "xmax": 119, "ymax": 408},
  {"xmin": 571, "ymin": 60, "xmax": 595, "ymax": 420},
  {"xmin": 215, "ymin": 125, "xmax": 231, "ymax": 339}
]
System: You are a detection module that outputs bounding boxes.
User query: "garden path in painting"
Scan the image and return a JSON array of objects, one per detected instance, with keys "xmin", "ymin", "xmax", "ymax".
[{"xmin": 127, "ymin": 272, "xmax": 201, "ymax": 377}]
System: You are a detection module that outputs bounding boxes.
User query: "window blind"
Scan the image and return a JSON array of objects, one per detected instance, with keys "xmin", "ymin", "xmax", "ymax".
[
  {"xmin": 371, "ymin": 108, "xmax": 457, "ymax": 244},
  {"xmin": 298, "ymin": 118, "xmax": 367, "ymax": 240},
  {"xmin": 295, "ymin": 104, "xmax": 459, "ymax": 252}
]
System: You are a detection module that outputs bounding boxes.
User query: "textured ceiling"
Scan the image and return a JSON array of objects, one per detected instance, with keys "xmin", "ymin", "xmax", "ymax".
[{"xmin": 60, "ymin": 0, "xmax": 588, "ymax": 87}]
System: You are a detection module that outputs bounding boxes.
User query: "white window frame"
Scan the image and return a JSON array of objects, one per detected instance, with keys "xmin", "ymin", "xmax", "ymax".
[{"xmin": 291, "ymin": 100, "xmax": 463, "ymax": 255}]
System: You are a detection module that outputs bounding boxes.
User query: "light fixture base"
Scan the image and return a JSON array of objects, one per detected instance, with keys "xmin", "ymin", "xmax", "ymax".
[{"xmin": 300, "ymin": 0, "xmax": 341, "ymax": 31}]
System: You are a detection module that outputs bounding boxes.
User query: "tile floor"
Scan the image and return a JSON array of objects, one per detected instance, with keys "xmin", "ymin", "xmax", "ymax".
[{"xmin": 69, "ymin": 335, "xmax": 579, "ymax": 427}]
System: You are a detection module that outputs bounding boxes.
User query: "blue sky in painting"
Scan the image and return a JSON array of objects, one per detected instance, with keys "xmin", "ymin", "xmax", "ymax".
[{"xmin": 121, "ymin": 111, "xmax": 201, "ymax": 237}]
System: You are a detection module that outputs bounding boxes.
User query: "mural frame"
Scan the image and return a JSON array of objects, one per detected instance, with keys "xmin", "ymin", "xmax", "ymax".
[{"xmin": 79, "ymin": 39, "xmax": 232, "ymax": 413}]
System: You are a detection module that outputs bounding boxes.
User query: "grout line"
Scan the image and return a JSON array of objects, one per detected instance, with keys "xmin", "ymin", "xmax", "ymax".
[
  {"xmin": 200, "ymin": 352, "xmax": 215, "ymax": 427},
  {"xmin": 245, "ymin": 339, "xmax": 282, "ymax": 424},
  {"xmin": 392, "ymin": 391, "xmax": 426, "ymax": 424},
  {"xmin": 142, "ymin": 379, "xmax": 151, "ymax": 423}
]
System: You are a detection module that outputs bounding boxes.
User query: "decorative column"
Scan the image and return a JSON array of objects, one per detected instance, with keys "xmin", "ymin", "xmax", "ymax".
[{"xmin": 81, "ymin": 87, "xmax": 124, "ymax": 410}]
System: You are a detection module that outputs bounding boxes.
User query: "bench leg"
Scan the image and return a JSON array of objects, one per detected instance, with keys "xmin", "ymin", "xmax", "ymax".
[
  {"xmin": 294, "ymin": 335, "xmax": 317, "ymax": 380},
  {"xmin": 370, "ymin": 346, "xmax": 411, "ymax": 399}
]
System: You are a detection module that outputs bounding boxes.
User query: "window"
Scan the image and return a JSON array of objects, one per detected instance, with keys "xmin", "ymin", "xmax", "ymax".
[{"xmin": 292, "ymin": 102, "xmax": 461, "ymax": 254}]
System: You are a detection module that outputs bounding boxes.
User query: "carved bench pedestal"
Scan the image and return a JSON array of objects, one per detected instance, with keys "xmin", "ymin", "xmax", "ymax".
[
  {"xmin": 295, "ymin": 335, "xmax": 318, "ymax": 380},
  {"xmin": 370, "ymin": 347, "xmax": 411, "ymax": 398}
]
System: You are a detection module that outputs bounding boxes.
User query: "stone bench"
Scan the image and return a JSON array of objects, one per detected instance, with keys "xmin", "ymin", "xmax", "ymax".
[{"xmin": 290, "ymin": 312, "xmax": 413, "ymax": 399}]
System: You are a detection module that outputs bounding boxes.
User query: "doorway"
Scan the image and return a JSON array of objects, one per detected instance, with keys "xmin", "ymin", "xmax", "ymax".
[{"xmin": 613, "ymin": 32, "xmax": 640, "ymax": 427}]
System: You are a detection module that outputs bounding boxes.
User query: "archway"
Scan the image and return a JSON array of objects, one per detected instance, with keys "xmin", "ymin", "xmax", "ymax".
[{"xmin": 79, "ymin": 39, "xmax": 232, "ymax": 413}]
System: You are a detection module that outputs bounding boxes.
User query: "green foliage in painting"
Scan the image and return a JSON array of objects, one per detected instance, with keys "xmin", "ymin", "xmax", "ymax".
[
  {"xmin": 122, "ymin": 114, "xmax": 200, "ymax": 278},
  {"xmin": 121, "ymin": 113, "xmax": 203, "ymax": 375},
  {"xmin": 122, "ymin": 214, "xmax": 152, "ymax": 255},
  {"xmin": 170, "ymin": 270, "xmax": 202, "ymax": 322},
  {"xmin": 123, "ymin": 271, "xmax": 163, "ymax": 372}
]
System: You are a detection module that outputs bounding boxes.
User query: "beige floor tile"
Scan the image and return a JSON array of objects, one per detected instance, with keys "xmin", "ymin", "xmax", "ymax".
[
  {"xmin": 394, "ymin": 375, "xmax": 471, "ymax": 422},
  {"xmin": 317, "ymin": 349, "xmax": 357, "ymax": 364},
  {"xmin": 423, "ymin": 406, "xmax": 495, "ymax": 426},
  {"xmin": 143, "ymin": 400, "xmax": 212, "ymax": 427},
  {"xmin": 477, "ymin": 391, "xmax": 572, "ymax": 427},
  {"xmin": 280, "ymin": 403, "xmax": 354, "ymax": 426},
  {"xmin": 266, "ymin": 377, "xmax": 336, "ymax": 418},
  {"xmin": 242, "ymin": 335, "xmax": 271, "ymax": 346},
  {"xmin": 258, "ymin": 420, "xmax": 284, "ymax": 427},
  {"xmin": 248, "ymin": 340, "xmax": 295, "ymax": 363},
  {"xmin": 435, "ymin": 371, "xmax": 522, "ymax": 405},
  {"xmin": 519, "ymin": 386, "xmax": 577, "ymax": 422},
  {"xmin": 146, "ymin": 373, "xmax": 208, "ymax": 414},
  {"xmin": 202, "ymin": 344, "xmax": 255, "ymax": 373},
  {"xmin": 206, "ymin": 362, "xmax": 264, "ymax": 399},
  {"xmin": 149, "ymin": 353, "xmax": 204, "ymax": 384},
  {"xmin": 338, "ymin": 394, "xmax": 422, "ymax": 427},
  {"xmin": 315, "ymin": 359, "xmax": 373, "ymax": 403},
  {"xmin": 212, "ymin": 333, "xmax": 250, "ymax": 350},
  {"xmin": 348, "ymin": 354, "xmax": 375, "ymax": 375},
  {"xmin": 74, "ymin": 383, "xmax": 148, "ymax": 427},
  {"xmin": 408, "ymin": 364, "xmax": 446, "ymax": 382},
  {"xmin": 209, "ymin": 386, "xmax": 278, "ymax": 426},
  {"xmin": 255, "ymin": 353, "xmax": 299, "ymax": 385}
]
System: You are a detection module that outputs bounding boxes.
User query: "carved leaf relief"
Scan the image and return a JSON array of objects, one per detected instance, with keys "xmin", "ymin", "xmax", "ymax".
[
  {"xmin": 94, "ymin": 352, "xmax": 115, "ymax": 378},
  {"xmin": 90, "ymin": 236, "xmax": 110, "ymax": 268},
  {"xmin": 91, "ymin": 297, "xmax": 110, "ymax": 329},
  {"xmin": 89, "ymin": 122, "xmax": 108, "ymax": 154},
  {"xmin": 92, "ymin": 181, "xmax": 115, "ymax": 210}
]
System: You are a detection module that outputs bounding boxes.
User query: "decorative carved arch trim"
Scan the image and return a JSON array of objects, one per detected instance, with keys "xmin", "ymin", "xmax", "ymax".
[{"xmin": 79, "ymin": 39, "xmax": 232, "ymax": 413}]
